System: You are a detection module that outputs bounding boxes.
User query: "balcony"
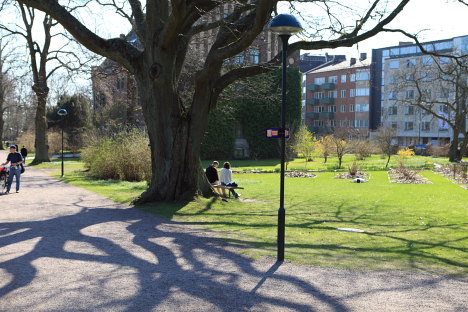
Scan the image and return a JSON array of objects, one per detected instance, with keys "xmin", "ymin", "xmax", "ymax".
[
  {"xmin": 306, "ymin": 98, "xmax": 319, "ymax": 105},
  {"xmin": 308, "ymin": 126, "xmax": 333, "ymax": 133},
  {"xmin": 320, "ymin": 97, "xmax": 334, "ymax": 104},
  {"xmin": 321, "ymin": 83, "xmax": 335, "ymax": 90},
  {"xmin": 320, "ymin": 112, "xmax": 334, "ymax": 119},
  {"xmin": 305, "ymin": 112, "xmax": 319, "ymax": 119},
  {"xmin": 306, "ymin": 84, "xmax": 320, "ymax": 91}
]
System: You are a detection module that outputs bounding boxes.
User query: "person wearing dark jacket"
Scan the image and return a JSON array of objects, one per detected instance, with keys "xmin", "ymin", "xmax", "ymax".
[
  {"xmin": 206, "ymin": 161, "xmax": 219, "ymax": 184},
  {"xmin": 20, "ymin": 146, "xmax": 28, "ymax": 160},
  {"xmin": 1, "ymin": 145, "xmax": 23, "ymax": 194}
]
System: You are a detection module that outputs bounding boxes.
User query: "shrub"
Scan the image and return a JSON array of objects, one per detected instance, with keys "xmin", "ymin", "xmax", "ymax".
[
  {"xmin": 82, "ymin": 129, "xmax": 151, "ymax": 182},
  {"xmin": 397, "ymin": 148, "xmax": 415, "ymax": 157},
  {"xmin": 348, "ymin": 161, "xmax": 360, "ymax": 176},
  {"xmin": 427, "ymin": 144, "xmax": 450, "ymax": 157},
  {"xmin": 351, "ymin": 139, "xmax": 372, "ymax": 160},
  {"xmin": 17, "ymin": 130, "xmax": 67, "ymax": 155}
]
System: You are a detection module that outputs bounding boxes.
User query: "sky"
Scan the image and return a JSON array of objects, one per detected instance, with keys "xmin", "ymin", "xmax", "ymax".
[
  {"xmin": 1, "ymin": 0, "xmax": 467, "ymax": 91},
  {"xmin": 282, "ymin": 0, "xmax": 468, "ymax": 58}
]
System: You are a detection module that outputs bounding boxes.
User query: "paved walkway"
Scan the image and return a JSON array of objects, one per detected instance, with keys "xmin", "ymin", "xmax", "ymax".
[{"xmin": 0, "ymin": 150, "xmax": 467, "ymax": 311}]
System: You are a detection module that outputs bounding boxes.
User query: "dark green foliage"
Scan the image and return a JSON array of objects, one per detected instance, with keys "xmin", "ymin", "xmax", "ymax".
[
  {"xmin": 201, "ymin": 68, "xmax": 302, "ymax": 159},
  {"xmin": 200, "ymin": 104, "xmax": 236, "ymax": 159},
  {"xmin": 47, "ymin": 93, "xmax": 92, "ymax": 150}
]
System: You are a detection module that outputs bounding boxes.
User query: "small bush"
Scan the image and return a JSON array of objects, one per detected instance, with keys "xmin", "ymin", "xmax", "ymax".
[
  {"xmin": 427, "ymin": 144, "xmax": 449, "ymax": 157},
  {"xmin": 348, "ymin": 161, "xmax": 360, "ymax": 176},
  {"xmin": 82, "ymin": 129, "xmax": 151, "ymax": 182},
  {"xmin": 397, "ymin": 148, "xmax": 415, "ymax": 157},
  {"xmin": 17, "ymin": 130, "xmax": 68, "ymax": 155}
]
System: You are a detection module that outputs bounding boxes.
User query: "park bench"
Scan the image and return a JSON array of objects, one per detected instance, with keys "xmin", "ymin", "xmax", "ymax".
[{"xmin": 212, "ymin": 184, "xmax": 244, "ymax": 198}]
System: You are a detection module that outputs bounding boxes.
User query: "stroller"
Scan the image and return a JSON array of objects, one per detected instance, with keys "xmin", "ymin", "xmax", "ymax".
[{"xmin": 0, "ymin": 166, "xmax": 9, "ymax": 194}]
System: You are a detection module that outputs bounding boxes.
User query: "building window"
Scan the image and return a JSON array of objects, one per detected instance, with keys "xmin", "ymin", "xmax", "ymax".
[
  {"xmin": 421, "ymin": 122, "xmax": 431, "ymax": 131},
  {"xmin": 350, "ymin": 74, "xmax": 356, "ymax": 82},
  {"xmin": 404, "ymin": 121, "xmax": 414, "ymax": 130},
  {"xmin": 349, "ymin": 120, "xmax": 355, "ymax": 127},
  {"xmin": 355, "ymin": 104, "xmax": 369, "ymax": 112},
  {"xmin": 340, "ymin": 104, "xmax": 346, "ymax": 112},
  {"xmin": 328, "ymin": 90, "xmax": 337, "ymax": 98},
  {"xmin": 406, "ymin": 58, "xmax": 416, "ymax": 67},
  {"xmin": 388, "ymin": 91, "xmax": 397, "ymax": 100},
  {"xmin": 422, "ymin": 56, "xmax": 432, "ymax": 66},
  {"xmin": 439, "ymin": 57, "xmax": 451, "ymax": 64},
  {"xmin": 440, "ymin": 88, "xmax": 449, "ymax": 98},
  {"xmin": 350, "ymin": 104, "xmax": 355, "ymax": 112},
  {"xmin": 405, "ymin": 74, "xmax": 415, "ymax": 81},
  {"xmin": 404, "ymin": 105, "xmax": 415, "ymax": 115},
  {"xmin": 234, "ymin": 53, "xmax": 244, "ymax": 64},
  {"xmin": 422, "ymin": 89, "xmax": 432, "ymax": 100},
  {"xmin": 439, "ymin": 104, "xmax": 449, "ymax": 113},
  {"xmin": 356, "ymin": 69, "xmax": 370, "ymax": 81},
  {"xmin": 356, "ymin": 88, "xmax": 369, "ymax": 96},
  {"xmin": 314, "ymin": 120, "xmax": 323, "ymax": 127},
  {"xmin": 249, "ymin": 48, "xmax": 260, "ymax": 64},
  {"xmin": 391, "ymin": 122, "xmax": 398, "ymax": 129},
  {"xmin": 389, "ymin": 60, "xmax": 399, "ymax": 69},
  {"xmin": 330, "ymin": 120, "xmax": 336, "ymax": 127},
  {"xmin": 388, "ymin": 75, "xmax": 398, "ymax": 84},
  {"xmin": 314, "ymin": 92, "xmax": 324, "ymax": 99},
  {"xmin": 328, "ymin": 76, "xmax": 338, "ymax": 83},
  {"xmin": 329, "ymin": 105, "xmax": 337, "ymax": 112},
  {"xmin": 340, "ymin": 120, "xmax": 346, "ymax": 127},
  {"xmin": 314, "ymin": 77, "xmax": 325, "ymax": 84},
  {"xmin": 341, "ymin": 74, "xmax": 347, "ymax": 83},
  {"xmin": 405, "ymin": 90, "xmax": 414, "ymax": 99},
  {"xmin": 388, "ymin": 106, "xmax": 398, "ymax": 115},
  {"xmin": 116, "ymin": 77, "xmax": 125, "ymax": 90},
  {"xmin": 355, "ymin": 120, "xmax": 369, "ymax": 128},
  {"xmin": 350, "ymin": 89, "xmax": 356, "ymax": 97},
  {"xmin": 340, "ymin": 90, "xmax": 346, "ymax": 98},
  {"xmin": 421, "ymin": 72, "xmax": 432, "ymax": 82}
]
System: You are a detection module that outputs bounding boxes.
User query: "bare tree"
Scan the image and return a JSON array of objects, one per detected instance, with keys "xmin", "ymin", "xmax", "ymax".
[
  {"xmin": 316, "ymin": 135, "xmax": 334, "ymax": 164},
  {"xmin": 10, "ymin": 0, "xmax": 414, "ymax": 202},
  {"xmin": 1, "ymin": 3, "xmax": 95, "ymax": 163},
  {"xmin": 389, "ymin": 55, "xmax": 468, "ymax": 161},
  {"xmin": 331, "ymin": 128, "xmax": 349, "ymax": 169},
  {"xmin": 375, "ymin": 126, "xmax": 397, "ymax": 168}
]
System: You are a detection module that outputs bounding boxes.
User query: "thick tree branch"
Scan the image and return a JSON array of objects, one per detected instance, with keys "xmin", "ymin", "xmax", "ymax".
[{"xmin": 13, "ymin": 0, "xmax": 142, "ymax": 71}]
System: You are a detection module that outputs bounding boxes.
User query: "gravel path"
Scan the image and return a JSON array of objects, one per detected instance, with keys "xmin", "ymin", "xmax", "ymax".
[{"xmin": 0, "ymin": 150, "xmax": 467, "ymax": 311}]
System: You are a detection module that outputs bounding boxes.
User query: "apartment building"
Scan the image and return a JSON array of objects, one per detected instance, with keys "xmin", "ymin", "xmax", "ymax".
[
  {"xmin": 302, "ymin": 54, "xmax": 371, "ymax": 137},
  {"xmin": 371, "ymin": 35, "xmax": 468, "ymax": 146}
]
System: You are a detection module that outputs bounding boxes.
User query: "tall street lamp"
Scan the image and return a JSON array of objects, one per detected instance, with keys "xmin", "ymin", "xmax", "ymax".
[
  {"xmin": 268, "ymin": 14, "xmax": 303, "ymax": 262},
  {"xmin": 57, "ymin": 108, "xmax": 68, "ymax": 177}
]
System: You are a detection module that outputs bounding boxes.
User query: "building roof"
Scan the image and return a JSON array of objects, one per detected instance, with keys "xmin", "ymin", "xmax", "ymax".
[{"xmin": 306, "ymin": 58, "xmax": 371, "ymax": 75}]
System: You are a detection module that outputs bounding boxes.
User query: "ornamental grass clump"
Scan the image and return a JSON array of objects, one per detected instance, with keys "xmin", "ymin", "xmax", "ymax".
[{"xmin": 82, "ymin": 129, "xmax": 151, "ymax": 182}]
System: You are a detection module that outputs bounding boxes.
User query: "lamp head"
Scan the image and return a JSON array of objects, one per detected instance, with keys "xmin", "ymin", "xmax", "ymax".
[
  {"xmin": 57, "ymin": 109, "xmax": 68, "ymax": 116},
  {"xmin": 268, "ymin": 14, "xmax": 303, "ymax": 35}
]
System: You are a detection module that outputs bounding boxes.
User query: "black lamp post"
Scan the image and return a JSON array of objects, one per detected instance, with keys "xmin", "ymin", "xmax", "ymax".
[
  {"xmin": 268, "ymin": 14, "xmax": 303, "ymax": 262},
  {"xmin": 57, "ymin": 109, "xmax": 68, "ymax": 177}
]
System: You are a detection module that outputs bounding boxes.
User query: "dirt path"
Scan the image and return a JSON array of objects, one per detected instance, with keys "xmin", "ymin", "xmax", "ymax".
[{"xmin": 0, "ymin": 150, "xmax": 466, "ymax": 311}]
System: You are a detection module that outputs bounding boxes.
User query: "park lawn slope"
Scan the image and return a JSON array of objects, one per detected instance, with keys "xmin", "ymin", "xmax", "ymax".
[{"xmin": 52, "ymin": 169, "xmax": 467, "ymax": 276}]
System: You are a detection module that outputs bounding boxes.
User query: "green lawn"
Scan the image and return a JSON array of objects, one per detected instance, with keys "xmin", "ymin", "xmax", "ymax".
[
  {"xmin": 49, "ymin": 166, "xmax": 468, "ymax": 276},
  {"xmin": 202, "ymin": 154, "xmax": 449, "ymax": 172}
]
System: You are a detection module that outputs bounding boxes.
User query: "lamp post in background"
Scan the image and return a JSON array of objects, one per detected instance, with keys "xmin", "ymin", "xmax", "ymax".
[
  {"xmin": 268, "ymin": 14, "xmax": 303, "ymax": 262},
  {"xmin": 57, "ymin": 109, "xmax": 68, "ymax": 177}
]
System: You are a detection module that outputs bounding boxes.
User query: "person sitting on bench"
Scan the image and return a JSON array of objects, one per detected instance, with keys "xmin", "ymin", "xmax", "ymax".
[
  {"xmin": 205, "ymin": 161, "xmax": 221, "ymax": 195},
  {"xmin": 220, "ymin": 162, "xmax": 240, "ymax": 199}
]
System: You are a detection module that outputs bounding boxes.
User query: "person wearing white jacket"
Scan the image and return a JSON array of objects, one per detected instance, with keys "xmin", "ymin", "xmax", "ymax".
[{"xmin": 219, "ymin": 162, "xmax": 240, "ymax": 198}]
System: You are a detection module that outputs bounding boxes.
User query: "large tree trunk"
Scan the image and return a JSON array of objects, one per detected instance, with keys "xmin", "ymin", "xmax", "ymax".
[
  {"xmin": 0, "ymin": 109, "xmax": 4, "ymax": 150},
  {"xmin": 448, "ymin": 130, "xmax": 460, "ymax": 162},
  {"xmin": 31, "ymin": 84, "xmax": 50, "ymax": 164},
  {"xmin": 133, "ymin": 71, "xmax": 215, "ymax": 203}
]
